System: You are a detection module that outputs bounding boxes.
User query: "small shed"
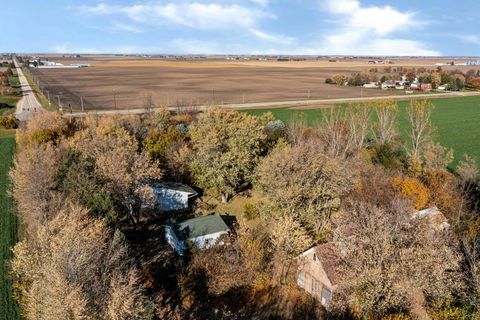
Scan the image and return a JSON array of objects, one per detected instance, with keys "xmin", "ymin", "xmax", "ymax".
[
  {"xmin": 297, "ymin": 243, "xmax": 341, "ymax": 307},
  {"xmin": 153, "ymin": 182, "xmax": 198, "ymax": 212},
  {"xmin": 165, "ymin": 215, "xmax": 230, "ymax": 256}
]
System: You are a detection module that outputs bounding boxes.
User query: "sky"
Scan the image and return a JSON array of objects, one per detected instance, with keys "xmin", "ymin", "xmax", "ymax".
[{"xmin": 3, "ymin": 0, "xmax": 480, "ymax": 56}]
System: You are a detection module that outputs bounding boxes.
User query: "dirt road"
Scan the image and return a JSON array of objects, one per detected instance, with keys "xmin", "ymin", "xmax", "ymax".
[{"xmin": 65, "ymin": 90, "xmax": 480, "ymax": 117}]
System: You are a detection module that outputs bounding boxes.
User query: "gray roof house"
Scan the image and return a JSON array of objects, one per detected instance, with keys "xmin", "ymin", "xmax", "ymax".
[
  {"xmin": 153, "ymin": 181, "xmax": 198, "ymax": 212},
  {"xmin": 165, "ymin": 215, "xmax": 230, "ymax": 256}
]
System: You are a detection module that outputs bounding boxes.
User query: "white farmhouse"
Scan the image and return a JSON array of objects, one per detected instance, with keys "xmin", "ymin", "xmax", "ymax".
[
  {"xmin": 153, "ymin": 182, "xmax": 198, "ymax": 212},
  {"xmin": 165, "ymin": 215, "xmax": 230, "ymax": 256}
]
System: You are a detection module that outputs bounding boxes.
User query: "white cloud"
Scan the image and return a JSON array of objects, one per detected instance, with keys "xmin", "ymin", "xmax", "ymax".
[
  {"xmin": 249, "ymin": 0, "xmax": 269, "ymax": 6},
  {"xmin": 456, "ymin": 34, "xmax": 480, "ymax": 46},
  {"xmin": 318, "ymin": 0, "xmax": 439, "ymax": 56},
  {"xmin": 250, "ymin": 29, "xmax": 295, "ymax": 45},
  {"xmin": 109, "ymin": 23, "xmax": 143, "ymax": 33},
  {"xmin": 76, "ymin": 1, "xmax": 296, "ymax": 48},
  {"xmin": 79, "ymin": 2, "xmax": 271, "ymax": 30}
]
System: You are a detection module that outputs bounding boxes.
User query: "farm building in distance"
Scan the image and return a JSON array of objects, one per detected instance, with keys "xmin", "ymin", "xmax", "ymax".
[
  {"xmin": 165, "ymin": 215, "xmax": 230, "ymax": 256},
  {"xmin": 27, "ymin": 57, "xmax": 89, "ymax": 68},
  {"xmin": 153, "ymin": 181, "xmax": 198, "ymax": 212}
]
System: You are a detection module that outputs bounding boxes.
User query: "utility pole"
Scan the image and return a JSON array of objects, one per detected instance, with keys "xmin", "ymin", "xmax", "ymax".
[
  {"xmin": 243, "ymin": 92, "xmax": 245, "ymax": 104},
  {"xmin": 307, "ymin": 89, "xmax": 311, "ymax": 99},
  {"xmin": 212, "ymin": 87, "xmax": 215, "ymax": 104},
  {"xmin": 113, "ymin": 90, "xmax": 117, "ymax": 110},
  {"xmin": 57, "ymin": 95, "xmax": 61, "ymax": 112},
  {"xmin": 80, "ymin": 96, "xmax": 84, "ymax": 112}
]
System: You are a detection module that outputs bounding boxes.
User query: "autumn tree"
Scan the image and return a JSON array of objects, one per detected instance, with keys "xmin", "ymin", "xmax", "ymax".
[
  {"xmin": 391, "ymin": 176, "xmax": 430, "ymax": 210},
  {"xmin": 9, "ymin": 143, "xmax": 64, "ymax": 228},
  {"xmin": 257, "ymin": 141, "xmax": 357, "ymax": 235},
  {"xmin": 17, "ymin": 112, "xmax": 69, "ymax": 147},
  {"xmin": 70, "ymin": 124, "xmax": 162, "ymax": 224},
  {"xmin": 332, "ymin": 74, "xmax": 348, "ymax": 86},
  {"xmin": 270, "ymin": 214, "xmax": 311, "ymax": 283},
  {"xmin": 56, "ymin": 149, "xmax": 117, "ymax": 222},
  {"xmin": 332, "ymin": 199, "xmax": 462, "ymax": 319},
  {"xmin": 10, "ymin": 203, "xmax": 151, "ymax": 320},
  {"xmin": 189, "ymin": 107, "xmax": 268, "ymax": 202},
  {"xmin": 189, "ymin": 222, "xmax": 270, "ymax": 294},
  {"xmin": 143, "ymin": 126, "xmax": 186, "ymax": 163},
  {"xmin": 456, "ymin": 155, "xmax": 479, "ymax": 191}
]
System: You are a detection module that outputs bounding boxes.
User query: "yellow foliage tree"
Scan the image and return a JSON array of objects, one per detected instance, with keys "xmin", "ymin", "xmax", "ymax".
[{"xmin": 391, "ymin": 176, "xmax": 429, "ymax": 210}]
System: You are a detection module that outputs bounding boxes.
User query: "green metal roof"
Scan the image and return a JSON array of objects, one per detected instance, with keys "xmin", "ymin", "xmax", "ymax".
[{"xmin": 168, "ymin": 215, "xmax": 230, "ymax": 241}]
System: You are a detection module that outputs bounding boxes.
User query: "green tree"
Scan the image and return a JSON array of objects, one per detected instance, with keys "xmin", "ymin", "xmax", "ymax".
[
  {"xmin": 189, "ymin": 107, "xmax": 268, "ymax": 202},
  {"xmin": 143, "ymin": 126, "xmax": 185, "ymax": 163}
]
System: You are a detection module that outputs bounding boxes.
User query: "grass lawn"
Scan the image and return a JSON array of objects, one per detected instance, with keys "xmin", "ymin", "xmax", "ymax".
[
  {"xmin": 243, "ymin": 95, "xmax": 480, "ymax": 169},
  {"xmin": 0, "ymin": 129, "xmax": 21, "ymax": 320}
]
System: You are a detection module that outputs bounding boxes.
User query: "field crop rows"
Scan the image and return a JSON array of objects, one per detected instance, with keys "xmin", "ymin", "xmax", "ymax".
[
  {"xmin": 244, "ymin": 95, "xmax": 480, "ymax": 169},
  {"xmin": 0, "ymin": 130, "xmax": 20, "ymax": 320}
]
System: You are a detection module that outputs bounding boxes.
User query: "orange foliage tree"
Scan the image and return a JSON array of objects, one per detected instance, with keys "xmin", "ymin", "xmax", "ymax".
[{"xmin": 391, "ymin": 176, "xmax": 429, "ymax": 210}]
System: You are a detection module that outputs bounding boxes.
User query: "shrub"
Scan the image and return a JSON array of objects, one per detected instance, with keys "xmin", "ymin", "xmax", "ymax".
[
  {"xmin": 0, "ymin": 115, "xmax": 19, "ymax": 129},
  {"xmin": 391, "ymin": 176, "xmax": 429, "ymax": 210},
  {"xmin": 431, "ymin": 303, "xmax": 474, "ymax": 320},
  {"xmin": 29, "ymin": 128, "xmax": 59, "ymax": 144},
  {"xmin": 172, "ymin": 113, "xmax": 193, "ymax": 125},
  {"xmin": 371, "ymin": 143, "xmax": 400, "ymax": 170},
  {"xmin": 243, "ymin": 202, "xmax": 259, "ymax": 220},
  {"xmin": 175, "ymin": 123, "xmax": 189, "ymax": 134}
]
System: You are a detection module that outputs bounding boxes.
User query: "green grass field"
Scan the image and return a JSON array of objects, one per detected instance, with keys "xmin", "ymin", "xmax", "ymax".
[
  {"xmin": 243, "ymin": 95, "xmax": 480, "ymax": 169},
  {"xmin": 0, "ymin": 130, "xmax": 21, "ymax": 320}
]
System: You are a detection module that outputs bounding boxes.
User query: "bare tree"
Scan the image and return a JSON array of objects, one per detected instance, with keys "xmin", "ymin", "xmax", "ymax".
[
  {"xmin": 321, "ymin": 105, "xmax": 372, "ymax": 158},
  {"xmin": 407, "ymin": 99, "xmax": 435, "ymax": 156},
  {"xmin": 141, "ymin": 90, "xmax": 154, "ymax": 114},
  {"xmin": 372, "ymin": 99, "xmax": 399, "ymax": 145}
]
